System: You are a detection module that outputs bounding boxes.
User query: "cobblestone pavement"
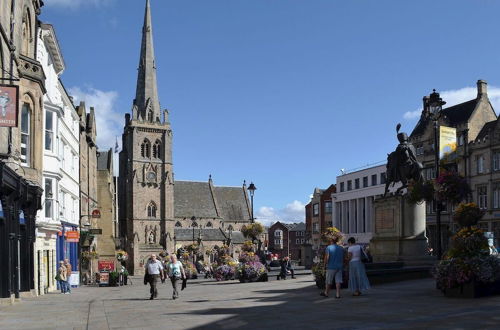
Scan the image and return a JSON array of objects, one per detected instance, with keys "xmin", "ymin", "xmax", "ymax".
[{"xmin": 1, "ymin": 277, "xmax": 500, "ymax": 330}]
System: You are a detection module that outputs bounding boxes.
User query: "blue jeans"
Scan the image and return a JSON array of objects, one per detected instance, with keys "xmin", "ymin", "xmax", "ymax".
[
  {"xmin": 58, "ymin": 280, "xmax": 66, "ymax": 293},
  {"xmin": 65, "ymin": 280, "xmax": 71, "ymax": 293}
]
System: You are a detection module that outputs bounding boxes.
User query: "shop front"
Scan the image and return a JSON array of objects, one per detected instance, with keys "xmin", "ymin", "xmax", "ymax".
[
  {"xmin": 56, "ymin": 223, "xmax": 80, "ymax": 288},
  {"xmin": 0, "ymin": 162, "xmax": 43, "ymax": 301}
]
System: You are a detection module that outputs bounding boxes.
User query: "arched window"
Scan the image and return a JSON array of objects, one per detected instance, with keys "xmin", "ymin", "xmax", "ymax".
[
  {"xmin": 206, "ymin": 222, "xmax": 213, "ymax": 228},
  {"xmin": 147, "ymin": 110, "xmax": 154, "ymax": 122},
  {"xmin": 21, "ymin": 11, "xmax": 32, "ymax": 56},
  {"xmin": 141, "ymin": 139, "xmax": 151, "ymax": 158},
  {"xmin": 175, "ymin": 221, "xmax": 182, "ymax": 228},
  {"xmin": 147, "ymin": 201, "xmax": 157, "ymax": 218},
  {"xmin": 20, "ymin": 103, "xmax": 31, "ymax": 166},
  {"xmin": 152, "ymin": 140, "xmax": 161, "ymax": 159},
  {"xmin": 227, "ymin": 225, "xmax": 234, "ymax": 231}
]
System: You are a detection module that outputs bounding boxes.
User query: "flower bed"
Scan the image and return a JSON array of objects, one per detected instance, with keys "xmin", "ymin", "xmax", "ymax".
[
  {"xmin": 214, "ymin": 264, "xmax": 236, "ymax": 281},
  {"xmin": 237, "ymin": 261, "xmax": 267, "ymax": 282}
]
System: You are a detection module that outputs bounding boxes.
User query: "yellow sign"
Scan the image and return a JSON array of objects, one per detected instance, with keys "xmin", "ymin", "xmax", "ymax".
[{"xmin": 439, "ymin": 126, "xmax": 457, "ymax": 160}]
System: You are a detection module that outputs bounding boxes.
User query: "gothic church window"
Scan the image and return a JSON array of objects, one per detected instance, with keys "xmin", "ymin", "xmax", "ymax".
[
  {"xmin": 147, "ymin": 201, "xmax": 157, "ymax": 218},
  {"xmin": 175, "ymin": 221, "xmax": 182, "ymax": 228},
  {"xmin": 141, "ymin": 139, "xmax": 151, "ymax": 158},
  {"xmin": 153, "ymin": 140, "xmax": 161, "ymax": 158}
]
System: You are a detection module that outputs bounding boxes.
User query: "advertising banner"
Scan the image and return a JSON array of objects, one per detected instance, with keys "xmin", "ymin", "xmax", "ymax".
[
  {"xmin": 65, "ymin": 231, "xmax": 80, "ymax": 243},
  {"xmin": 439, "ymin": 126, "xmax": 457, "ymax": 160},
  {"xmin": 0, "ymin": 84, "xmax": 18, "ymax": 127},
  {"xmin": 99, "ymin": 272, "xmax": 109, "ymax": 286},
  {"xmin": 98, "ymin": 260, "xmax": 115, "ymax": 271}
]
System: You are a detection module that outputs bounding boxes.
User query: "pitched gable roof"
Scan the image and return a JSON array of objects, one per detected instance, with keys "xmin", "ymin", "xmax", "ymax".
[
  {"xmin": 411, "ymin": 99, "xmax": 478, "ymax": 137},
  {"xmin": 214, "ymin": 186, "xmax": 250, "ymax": 222},
  {"xmin": 173, "ymin": 181, "xmax": 218, "ymax": 218},
  {"xmin": 475, "ymin": 120, "xmax": 497, "ymax": 141}
]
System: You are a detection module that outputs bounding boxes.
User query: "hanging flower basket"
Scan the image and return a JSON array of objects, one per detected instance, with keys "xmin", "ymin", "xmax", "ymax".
[{"xmin": 116, "ymin": 250, "xmax": 128, "ymax": 261}]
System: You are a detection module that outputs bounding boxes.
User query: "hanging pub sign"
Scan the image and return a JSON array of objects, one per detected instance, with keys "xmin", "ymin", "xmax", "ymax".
[
  {"xmin": 91, "ymin": 209, "xmax": 101, "ymax": 218},
  {"xmin": 0, "ymin": 84, "xmax": 19, "ymax": 127},
  {"xmin": 439, "ymin": 126, "xmax": 457, "ymax": 161}
]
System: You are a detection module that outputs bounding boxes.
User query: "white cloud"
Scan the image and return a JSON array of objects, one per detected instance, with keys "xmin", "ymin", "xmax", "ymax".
[
  {"xmin": 403, "ymin": 85, "xmax": 500, "ymax": 120},
  {"xmin": 255, "ymin": 200, "xmax": 306, "ymax": 227},
  {"xmin": 45, "ymin": 0, "xmax": 114, "ymax": 9},
  {"xmin": 69, "ymin": 86, "xmax": 122, "ymax": 151}
]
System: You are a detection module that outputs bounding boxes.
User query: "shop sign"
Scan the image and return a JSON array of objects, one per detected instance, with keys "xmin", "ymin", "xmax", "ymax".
[
  {"xmin": 0, "ymin": 84, "xmax": 18, "ymax": 127},
  {"xmin": 99, "ymin": 272, "xmax": 109, "ymax": 286},
  {"xmin": 92, "ymin": 209, "xmax": 101, "ymax": 218},
  {"xmin": 89, "ymin": 228, "xmax": 102, "ymax": 235},
  {"xmin": 98, "ymin": 260, "xmax": 115, "ymax": 271},
  {"xmin": 65, "ymin": 231, "xmax": 80, "ymax": 242}
]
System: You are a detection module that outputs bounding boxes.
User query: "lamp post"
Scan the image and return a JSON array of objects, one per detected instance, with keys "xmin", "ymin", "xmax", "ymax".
[
  {"xmin": 248, "ymin": 182, "xmax": 256, "ymax": 223},
  {"xmin": 424, "ymin": 89, "xmax": 446, "ymax": 260},
  {"xmin": 190, "ymin": 216, "xmax": 196, "ymax": 244}
]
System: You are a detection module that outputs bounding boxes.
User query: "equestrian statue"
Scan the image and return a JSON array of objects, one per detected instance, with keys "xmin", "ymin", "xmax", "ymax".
[{"xmin": 384, "ymin": 123, "xmax": 424, "ymax": 196}]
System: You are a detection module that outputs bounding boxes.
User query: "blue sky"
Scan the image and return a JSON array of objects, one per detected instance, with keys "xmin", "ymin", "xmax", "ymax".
[{"xmin": 41, "ymin": 0, "xmax": 500, "ymax": 225}]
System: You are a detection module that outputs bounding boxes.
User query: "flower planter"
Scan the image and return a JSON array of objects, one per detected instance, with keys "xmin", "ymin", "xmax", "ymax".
[{"xmin": 443, "ymin": 281, "xmax": 500, "ymax": 298}]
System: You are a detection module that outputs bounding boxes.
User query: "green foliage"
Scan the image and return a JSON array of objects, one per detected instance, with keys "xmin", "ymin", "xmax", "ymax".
[
  {"xmin": 453, "ymin": 203, "xmax": 484, "ymax": 228},
  {"xmin": 241, "ymin": 223, "xmax": 264, "ymax": 241}
]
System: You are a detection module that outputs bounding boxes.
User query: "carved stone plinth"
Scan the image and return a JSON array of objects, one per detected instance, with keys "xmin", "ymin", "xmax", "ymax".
[{"xmin": 370, "ymin": 195, "xmax": 434, "ymax": 266}]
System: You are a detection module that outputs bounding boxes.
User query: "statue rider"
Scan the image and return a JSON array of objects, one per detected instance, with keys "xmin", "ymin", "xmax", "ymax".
[{"xmin": 396, "ymin": 131, "xmax": 421, "ymax": 172}]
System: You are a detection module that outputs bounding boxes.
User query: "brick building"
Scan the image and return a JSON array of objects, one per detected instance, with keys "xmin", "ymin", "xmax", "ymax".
[
  {"xmin": 305, "ymin": 184, "xmax": 335, "ymax": 253},
  {"xmin": 268, "ymin": 221, "xmax": 306, "ymax": 261}
]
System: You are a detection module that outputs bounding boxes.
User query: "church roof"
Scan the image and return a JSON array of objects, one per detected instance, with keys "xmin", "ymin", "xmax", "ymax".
[
  {"xmin": 214, "ymin": 186, "xmax": 251, "ymax": 221},
  {"xmin": 97, "ymin": 149, "xmax": 113, "ymax": 171},
  {"xmin": 173, "ymin": 228, "xmax": 245, "ymax": 244},
  {"xmin": 174, "ymin": 181, "xmax": 218, "ymax": 218},
  {"xmin": 173, "ymin": 180, "xmax": 251, "ymax": 222}
]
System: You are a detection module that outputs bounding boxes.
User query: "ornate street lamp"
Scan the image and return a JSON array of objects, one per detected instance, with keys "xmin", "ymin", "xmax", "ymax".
[
  {"xmin": 424, "ymin": 89, "xmax": 446, "ymax": 259},
  {"xmin": 248, "ymin": 182, "xmax": 257, "ymax": 223}
]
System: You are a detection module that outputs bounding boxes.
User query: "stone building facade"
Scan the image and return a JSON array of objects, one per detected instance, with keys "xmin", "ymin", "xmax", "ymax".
[
  {"xmin": 410, "ymin": 80, "xmax": 497, "ymax": 251},
  {"xmin": 0, "ymin": 0, "xmax": 44, "ymax": 302},
  {"xmin": 119, "ymin": 1, "xmax": 253, "ymax": 274},
  {"xmin": 95, "ymin": 150, "xmax": 116, "ymax": 273},
  {"xmin": 77, "ymin": 102, "xmax": 98, "ymax": 277}
]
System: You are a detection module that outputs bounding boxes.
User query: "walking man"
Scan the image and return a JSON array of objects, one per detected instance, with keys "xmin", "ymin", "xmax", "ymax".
[
  {"xmin": 145, "ymin": 254, "xmax": 164, "ymax": 300},
  {"xmin": 321, "ymin": 236, "xmax": 344, "ymax": 298},
  {"xmin": 64, "ymin": 258, "xmax": 72, "ymax": 293}
]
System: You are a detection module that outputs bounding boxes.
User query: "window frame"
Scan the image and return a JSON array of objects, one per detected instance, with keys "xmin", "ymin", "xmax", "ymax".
[
  {"xmin": 20, "ymin": 103, "xmax": 31, "ymax": 166},
  {"xmin": 45, "ymin": 110, "xmax": 55, "ymax": 152}
]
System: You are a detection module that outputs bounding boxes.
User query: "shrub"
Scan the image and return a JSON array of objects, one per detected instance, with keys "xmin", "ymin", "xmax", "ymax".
[{"xmin": 453, "ymin": 203, "xmax": 484, "ymax": 228}]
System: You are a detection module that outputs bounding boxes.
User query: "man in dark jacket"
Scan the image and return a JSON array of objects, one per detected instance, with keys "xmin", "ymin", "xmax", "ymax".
[{"xmin": 285, "ymin": 256, "xmax": 296, "ymax": 279}]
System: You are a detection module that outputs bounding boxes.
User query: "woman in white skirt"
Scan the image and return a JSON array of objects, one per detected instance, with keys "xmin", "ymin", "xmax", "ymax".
[{"xmin": 347, "ymin": 237, "xmax": 370, "ymax": 296}]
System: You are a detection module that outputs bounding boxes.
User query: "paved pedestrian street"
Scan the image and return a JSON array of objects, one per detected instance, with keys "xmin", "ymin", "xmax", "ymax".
[{"xmin": 1, "ymin": 277, "xmax": 500, "ymax": 330}]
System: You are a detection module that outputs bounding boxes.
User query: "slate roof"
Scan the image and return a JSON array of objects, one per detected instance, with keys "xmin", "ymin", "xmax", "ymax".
[
  {"xmin": 173, "ymin": 180, "xmax": 251, "ymax": 222},
  {"xmin": 411, "ymin": 99, "xmax": 478, "ymax": 137},
  {"xmin": 214, "ymin": 186, "xmax": 251, "ymax": 221},
  {"xmin": 283, "ymin": 222, "xmax": 306, "ymax": 231},
  {"xmin": 97, "ymin": 150, "xmax": 111, "ymax": 170},
  {"xmin": 173, "ymin": 228, "xmax": 246, "ymax": 244},
  {"xmin": 174, "ymin": 181, "xmax": 218, "ymax": 218},
  {"xmin": 476, "ymin": 120, "xmax": 497, "ymax": 141}
]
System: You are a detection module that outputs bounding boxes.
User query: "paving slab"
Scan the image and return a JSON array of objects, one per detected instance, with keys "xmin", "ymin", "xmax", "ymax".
[{"xmin": 0, "ymin": 275, "xmax": 499, "ymax": 329}]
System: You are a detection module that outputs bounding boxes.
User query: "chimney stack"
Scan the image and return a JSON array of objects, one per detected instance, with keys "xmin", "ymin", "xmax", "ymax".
[{"xmin": 477, "ymin": 79, "xmax": 487, "ymax": 97}]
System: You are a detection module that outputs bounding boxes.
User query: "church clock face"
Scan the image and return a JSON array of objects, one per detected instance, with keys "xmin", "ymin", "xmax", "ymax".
[{"xmin": 146, "ymin": 171, "xmax": 156, "ymax": 183}]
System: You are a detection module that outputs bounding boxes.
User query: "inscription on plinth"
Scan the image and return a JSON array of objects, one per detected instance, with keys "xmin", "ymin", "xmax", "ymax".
[{"xmin": 375, "ymin": 208, "xmax": 395, "ymax": 231}]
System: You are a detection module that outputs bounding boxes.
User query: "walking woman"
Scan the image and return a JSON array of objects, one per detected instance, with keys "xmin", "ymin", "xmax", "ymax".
[
  {"xmin": 57, "ymin": 261, "xmax": 67, "ymax": 294},
  {"xmin": 347, "ymin": 237, "xmax": 370, "ymax": 296},
  {"xmin": 167, "ymin": 254, "xmax": 186, "ymax": 300}
]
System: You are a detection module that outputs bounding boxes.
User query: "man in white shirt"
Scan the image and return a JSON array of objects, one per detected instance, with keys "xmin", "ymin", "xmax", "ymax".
[{"xmin": 145, "ymin": 254, "xmax": 164, "ymax": 300}]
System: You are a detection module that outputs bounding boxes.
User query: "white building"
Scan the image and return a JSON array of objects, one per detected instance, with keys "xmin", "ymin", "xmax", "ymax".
[
  {"xmin": 333, "ymin": 164, "xmax": 398, "ymax": 244},
  {"xmin": 35, "ymin": 24, "xmax": 80, "ymax": 295}
]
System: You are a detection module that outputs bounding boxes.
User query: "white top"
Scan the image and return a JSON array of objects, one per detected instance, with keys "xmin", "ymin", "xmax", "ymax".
[
  {"xmin": 145, "ymin": 260, "xmax": 164, "ymax": 275},
  {"xmin": 348, "ymin": 245, "xmax": 362, "ymax": 262}
]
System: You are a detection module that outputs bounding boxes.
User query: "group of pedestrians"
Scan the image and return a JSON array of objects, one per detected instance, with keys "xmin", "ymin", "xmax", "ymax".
[
  {"xmin": 321, "ymin": 236, "xmax": 370, "ymax": 298},
  {"xmin": 56, "ymin": 259, "xmax": 73, "ymax": 294},
  {"xmin": 144, "ymin": 253, "xmax": 186, "ymax": 300}
]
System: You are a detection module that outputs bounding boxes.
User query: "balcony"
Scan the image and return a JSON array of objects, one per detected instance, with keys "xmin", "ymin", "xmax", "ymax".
[{"xmin": 17, "ymin": 55, "xmax": 46, "ymax": 92}]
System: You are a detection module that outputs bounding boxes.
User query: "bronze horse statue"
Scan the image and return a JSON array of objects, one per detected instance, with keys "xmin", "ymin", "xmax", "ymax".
[{"xmin": 384, "ymin": 124, "xmax": 424, "ymax": 196}]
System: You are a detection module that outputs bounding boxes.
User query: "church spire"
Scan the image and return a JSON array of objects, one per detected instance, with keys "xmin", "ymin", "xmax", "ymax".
[{"xmin": 133, "ymin": 0, "xmax": 161, "ymax": 122}]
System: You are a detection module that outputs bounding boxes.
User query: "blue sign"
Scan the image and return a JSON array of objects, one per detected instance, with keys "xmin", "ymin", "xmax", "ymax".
[
  {"xmin": 0, "ymin": 200, "xmax": 3, "ymax": 218},
  {"xmin": 19, "ymin": 211, "xmax": 25, "ymax": 225}
]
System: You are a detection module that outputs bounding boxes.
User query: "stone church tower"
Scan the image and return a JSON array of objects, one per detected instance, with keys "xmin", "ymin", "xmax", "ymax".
[{"xmin": 119, "ymin": 0, "xmax": 174, "ymax": 274}]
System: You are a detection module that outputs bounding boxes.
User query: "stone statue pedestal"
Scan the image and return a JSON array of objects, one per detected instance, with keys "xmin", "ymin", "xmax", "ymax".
[{"xmin": 370, "ymin": 195, "xmax": 434, "ymax": 266}]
